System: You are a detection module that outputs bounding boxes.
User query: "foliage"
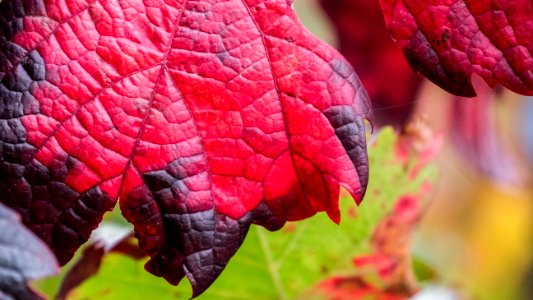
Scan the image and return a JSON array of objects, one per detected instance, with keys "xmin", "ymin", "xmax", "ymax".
[
  {"xmin": 0, "ymin": 0, "xmax": 371, "ymax": 295},
  {"xmin": 34, "ymin": 127, "xmax": 438, "ymax": 299},
  {"xmin": 379, "ymin": 0, "xmax": 533, "ymax": 96},
  {"xmin": 1, "ymin": 0, "xmax": 532, "ymax": 298},
  {"xmin": 0, "ymin": 203, "xmax": 58, "ymax": 300}
]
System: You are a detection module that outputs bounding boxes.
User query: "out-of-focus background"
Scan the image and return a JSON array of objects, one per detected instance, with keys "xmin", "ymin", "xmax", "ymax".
[{"xmin": 296, "ymin": 0, "xmax": 533, "ymax": 299}]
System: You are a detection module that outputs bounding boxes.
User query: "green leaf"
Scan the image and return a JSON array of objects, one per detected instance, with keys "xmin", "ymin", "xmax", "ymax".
[
  {"xmin": 67, "ymin": 254, "xmax": 187, "ymax": 300},
  {"xmin": 39, "ymin": 127, "xmax": 438, "ymax": 300}
]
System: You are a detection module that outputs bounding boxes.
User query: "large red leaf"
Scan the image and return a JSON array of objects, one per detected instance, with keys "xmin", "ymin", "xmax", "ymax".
[
  {"xmin": 320, "ymin": 0, "xmax": 421, "ymax": 126},
  {"xmin": 379, "ymin": 0, "xmax": 533, "ymax": 97},
  {"xmin": 0, "ymin": 0, "xmax": 372, "ymax": 296}
]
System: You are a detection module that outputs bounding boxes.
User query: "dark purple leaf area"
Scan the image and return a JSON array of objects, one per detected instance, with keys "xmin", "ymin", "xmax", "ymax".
[{"xmin": 0, "ymin": 203, "xmax": 58, "ymax": 300}]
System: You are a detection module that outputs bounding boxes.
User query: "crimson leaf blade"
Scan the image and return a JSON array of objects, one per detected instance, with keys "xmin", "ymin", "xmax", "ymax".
[
  {"xmin": 379, "ymin": 0, "xmax": 533, "ymax": 97},
  {"xmin": 0, "ymin": 0, "xmax": 372, "ymax": 296}
]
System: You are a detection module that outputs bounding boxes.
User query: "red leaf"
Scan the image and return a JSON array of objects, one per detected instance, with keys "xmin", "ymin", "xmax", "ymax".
[
  {"xmin": 317, "ymin": 196, "xmax": 422, "ymax": 300},
  {"xmin": 379, "ymin": 0, "xmax": 533, "ymax": 97},
  {"xmin": 318, "ymin": 276, "xmax": 405, "ymax": 300},
  {"xmin": 321, "ymin": 0, "xmax": 422, "ymax": 126},
  {"xmin": 0, "ymin": 0, "xmax": 372, "ymax": 296}
]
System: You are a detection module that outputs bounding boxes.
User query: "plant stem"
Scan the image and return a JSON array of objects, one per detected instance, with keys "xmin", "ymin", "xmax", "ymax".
[{"xmin": 256, "ymin": 227, "xmax": 288, "ymax": 300}]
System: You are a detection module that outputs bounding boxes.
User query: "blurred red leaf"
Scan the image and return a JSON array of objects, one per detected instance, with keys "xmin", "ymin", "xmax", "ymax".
[
  {"xmin": 317, "ymin": 196, "xmax": 421, "ymax": 299},
  {"xmin": 315, "ymin": 122, "xmax": 442, "ymax": 300},
  {"xmin": 318, "ymin": 276, "xmax": 405, "ymax": 300},
  {"xmin": 358, "ymin": 195, "xmax": 420, "ymax": 285},
  {"xmin": 321, "ymin": 0, "xmax": 422, "ymax": 126}
]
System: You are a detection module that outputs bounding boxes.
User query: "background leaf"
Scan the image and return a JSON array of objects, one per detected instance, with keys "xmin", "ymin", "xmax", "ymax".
[
  {"xmin": 58, "ymin": 127, "xmax": 438, "ymax": 299},
  {"xmin": 0, "ymin": 203, "xmax": 59, "ymax": 300}
]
